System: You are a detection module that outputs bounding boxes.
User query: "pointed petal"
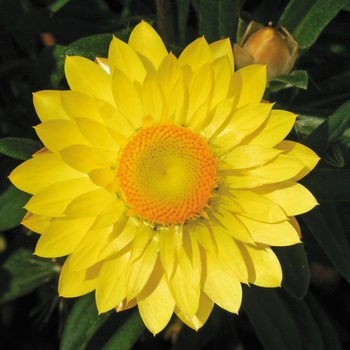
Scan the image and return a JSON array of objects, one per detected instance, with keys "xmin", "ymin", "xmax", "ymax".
[
  {"xmin": 9, "ymin": 152, "xmax": 82, "ymax": 194},
  {"xmin": 65, "ymin": 56, "xmax": 114, "ymax": 105},
  {"xmin": 159, "ymin": 227, "xmax": 176, "ymax": 280},
  {"xmin": 35, "ymin": 217, "xmax": 95, "ymax": 257},
  {"xmin": 276, "ymin": 140, "xmax": 320, "ymax": 180},
  {"xmin": 239, "ymin": 242, "xmax": 283, "ymax": 287},
  {"xmin": 175, "ymin": 291, "xmax": 213, "ymax": 331},
  {"xmin": 33, "ymin": 91, "xmax": 69, "ymax": 122},
  {"xmin": 128, "ymin": 21, "xmax": 168, "ymax": 74},
  {"xmin": 209, "ymin": 38, "xmax": 234, "ymax": 72},
  {"xmin": 25, "ymin": 177, "xmax": 98, "ymax": 216},
  {"xmin": 21, "ymin": 212, "xmax": 52, "ymax": 233},
  {"xmin": 59, "ymin": 257, "xmax": 103, "ymax": 297},
  {"xmin": 238, "ymin": 215, "xmax": 301, "ymax": 246},
  {"xmin": 203, "ymin": 251, "xmax": 242, "ymax": 313},
  {"xmin": 229, "ymin": 65, "xmax": 266, "ymax": 109},
  {"xmin": 137, "ymin": 259, "xmax": 175, "ymax": 335},
  {"xmin": 96, "ymin": 250, "xmax": 130, "ymax": 313},
  {"xmin": 108, "ymin": 35, "xmax": 147, "ymax": 82},
  {"xmin": 256, "ymin": 180, "xmax": 318, "ymax": 216}
]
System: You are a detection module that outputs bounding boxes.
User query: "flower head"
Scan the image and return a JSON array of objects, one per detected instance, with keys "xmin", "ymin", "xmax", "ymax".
[
  {"xmin": 234, "ymin": 21, "xmax": 299, "ymax": 81},
  {"xmin": 9, "ymin": 21, "xmax": 318, "ymax": 334}
]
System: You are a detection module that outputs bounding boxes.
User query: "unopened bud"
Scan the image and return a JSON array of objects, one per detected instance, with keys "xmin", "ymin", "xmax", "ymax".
[{"xmin": 234, "ymin": 21, "xmax": 298, "ymax": 81}]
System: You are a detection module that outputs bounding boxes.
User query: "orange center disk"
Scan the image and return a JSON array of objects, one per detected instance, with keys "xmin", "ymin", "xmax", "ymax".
[{"xmin": 116, "ymin": 123, "xmax": 217, "ymax": 225}]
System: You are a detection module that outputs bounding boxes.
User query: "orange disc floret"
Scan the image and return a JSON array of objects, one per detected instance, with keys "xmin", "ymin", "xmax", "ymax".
[{"xmin": 116, "ymin": 123, "xmax": 217, "ymax": 225}]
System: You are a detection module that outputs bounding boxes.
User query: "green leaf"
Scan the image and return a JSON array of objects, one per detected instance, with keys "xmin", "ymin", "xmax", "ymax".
[
  {"xmin": 0, "ymin": 184, "xmax": 30, "ymax": 231},
  {"xmin": 242, "ymin": 286, "xmax": 302, "ymax": 350},
  {"xmin": 302, "ymin": 99, "xmax": 350, "ymax": 156},
  {"xmin": 279, "ymin": 293, "xmax": 324, "ymax": 350},
  {"xmin": 305, "ymin": 293, "xmax": 343, "ymax": 350},
  {"xmin": 270, "ymin": 70, "xmax": 308, "ymax": 90},
  {"xmin": 218, "ymin": 0, "xmax": 239, "ymax": 41},
  {"xmin": 300, "ymin": 168, "xmax": 350, "ymax": 202},
  {"xmin": 65, "ymin": 33, "xmax": 113, "ymax": 61},
  {"xmin": 60, "ymin": 293, "xmax": 113, "ymax": 350},
  {"xmin": 101, "ymin": 310, "xmax": 145, "ymax": 350},
  {"xmin": 0, "ymin": 137, "xmax": 41, "ymax": 160},
  {"xmin": 301, "ymin": 204, "xmax": 350, "ymax": 281},
  {"xmin": 279, "ymin": 0, "xmax": 348, "ymax": 49},
  {"xmin": 273, "ymin": 244, "xmax": 310, "ymax": 299},
  {"xmin": 199, "ymin": 0, "xmax": 219, "ymax": 43},
  {"xmin": 0, "ymin": 248, "xmax": 58, "ymax": 303},
  {"xmin": 48, "ymin": 0, "xmax": 71, "ymax": 13}
]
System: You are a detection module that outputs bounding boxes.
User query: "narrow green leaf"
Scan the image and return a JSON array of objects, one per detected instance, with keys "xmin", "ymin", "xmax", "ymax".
[
  {"xmin": 301, "ymin": 204, "xmax": 350, "ymax": 281},
  {"xmin": 176, "ymin": 0, "xmax": 191, "ymax": 46},
  {"xmin": 279, "ymin": 0, "xmax": 347, "ymax": 49},
  {"xmin": 60, "ymin": 293, "xmax": 113, "ymax": 350},
  {"xmin": 305, "ymin": 293, "xmax": 343, "ymax": 350},
  {"xmin": 270, "ymin": 70, "xmax": 308, "ymax": 89},
  {"xmin": 199, "ymin": 0, "xmax": 219, "ymax": 43},
  {"xmin": 280, "ymin": 293, "xmax": 324, "ymax": 350},
  {"xmin": 0, "ymin": 185, "xmax": 30, "ymax": 231},
  {"xmin": 273, "ymin": 244, "xmax": 310, "ymax": 299},
  {"xmin": 242, "ymin": 286, "xmax": 302, "ymax": 350},
  {"xmin": 48, "ymin": 0, "xmax": 71, "ymax": 13},
  {"xmin": 300, "ymin": 168, "xmax": 350, "ymax": 202},
  {"xmin": 0, "ymin": 248, "xmax": 58, "ymax": 303},
  {"xmin": 65, "ymin": 34, "xmax": 113, "ymax": 61},
  {"xmin": 101, "ymin": 310, "xmax": 145, "ymax": 350},
  {"xmin": 302, "ymin": 99, "xmax": 350, "ymax": 156},
  {"xmin": 0, "ymin": 137, "xmax": 41, "ymax": 160},
  {"xmin": 218, "ymin": 0, "xmax": 239, "ymax": 41}
]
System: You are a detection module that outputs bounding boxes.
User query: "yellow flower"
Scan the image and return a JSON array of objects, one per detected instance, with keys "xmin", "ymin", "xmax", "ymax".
[
  {"xmin": 234, "ymin": 21, "xmax": 299, "ymax": 81},
  {"xmin": 9, "ymin": 21, "xmax": 319, "ymax": 334}
]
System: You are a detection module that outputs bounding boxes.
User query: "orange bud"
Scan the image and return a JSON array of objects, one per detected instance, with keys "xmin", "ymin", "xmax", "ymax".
[{"xmin": 234, "ymin": 21, "xmax": 298, "ymax": 81}]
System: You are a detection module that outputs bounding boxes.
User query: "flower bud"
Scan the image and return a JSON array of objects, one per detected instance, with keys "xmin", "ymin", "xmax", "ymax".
[{"xmin": 234, "ymin": 21, "xmax": 298, "ymax": 81}]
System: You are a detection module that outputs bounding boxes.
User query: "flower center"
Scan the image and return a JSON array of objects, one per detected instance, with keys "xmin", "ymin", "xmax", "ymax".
[{"xmin": 116, "ymin": 123, "xmax": 217, "ymax": 225}]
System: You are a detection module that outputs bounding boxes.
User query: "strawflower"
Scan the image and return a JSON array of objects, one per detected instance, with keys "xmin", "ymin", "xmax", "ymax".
[{"xmin": 9, "ymin": 21, "xmax": 319, "ymax": 334}]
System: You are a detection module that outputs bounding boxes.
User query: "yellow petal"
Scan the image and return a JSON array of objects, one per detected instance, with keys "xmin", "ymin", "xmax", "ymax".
[
  {"xmin": 179, "ymin": 37, "xmax": 212, "ymax": 73},
  {"xmin": 256, "ymin": 180, "xmax": 318, "ymax": 216},
  {"xmin": 209, "ymin": 38, "xmax": 234, "ymax": 73},
  {"xmin": 193, "ymin": 223, "xmax": 218, "ymax": 256},
  {"xmin": 60, "ymin": 90, "xmax": 104, "ymax": 123},
  {"xmin": 9, "ymin": 152, "xmax": 82, "ymax": 194},
  {"xmin": 229, "ymin": 64, "xmax": 266, "ymax": 109},
  {"xmin": 210, "ymin": 226, "xmax": 249, "ymax": 283},
  {"xmin": 64, "ymin": 188, "xmax": 118, "ymax": 218},
  {"xmin": 213, "ymin": 103, "xmax": 272, "ymax": 147},
  {"xmin": 21, "ymin": 212, "xmax": 52, "ymax": 234},
  {"xmin": 175, "ymin": 291, "xmax": 214, "ymax": 331},
  {"xmin": 224, "ymin": 170, "xmax": 280, "ymax": 188},
  {"xmin": 35, "ymin": 217, "xmax": 95, "ymax": 257},
  {"xmin": 96, "ymin": 250, "xmax": 130, "ymax": 313},
  {"xmin": 33, "ymin": 91, "xmax": 69, "ymax": 122},
  {"xmin": 222, "ymin": 189, "xmax": 287, "ymax": 223},
  {"xmin": 239, "ymin": 242, "xmax": 283, "ymax": 287},
  {"xmin": 158, "ymin": 227, "xmax": 176, "ymax": 280},
  {"xmin": 125, "ymin": 235, "xmax": 158, "ymax": 301},
  {"xmin": 59, "ymin": 257, "xmax": 103, "ymax": 297},
  {"xmin": 245, "ymin": 109, "xmax": 296, "ymax": 147},
  {"xmin": 60, "ymin": 145, "xmax": 116, "ymax": 173},
  {"xmin": 224, "ymin": 145, "xmax": 283, "ymax": 169},
  {"xmin": 92, "ymin": 200, "xmax": 125, "ymax": 229},
  {"xmin": 68, "ymin": 225, "xmax": 114, "ymax": 271},
  {"xmin": 141, "ymin": 74, "xmax": 167, "ymax": 123},
  {"xmin": 168, "ymin": 78, "xmax": 187, "ymax": 125},
  {"xmin": 111, "ymin": 69, "xmax": 144, "ymax": 128},
  {"xmin": 128, "ymin": 21, "xmax": 168, "ymax": 75},
  {"xmin": 108, "ymin": 35, "xmax": 147, "ymax": 82},
  {"xmin": 137, "ymin": 259, "xmax": 175, "ymax": 335},
  {"xmin": 65, "ymin": 56, "xmax": 114, "ymax": 105},
  {"xmin": 25, "ymin": 177, "xmax": 98, "ymax": 216},
  {"xmin": 248, "ymin": 154, "xmax": 305, "ymax": 182},
  {"xmin": 276, "ymin": 140, "xmax": 320, "ymax": 180},
  {"xmin": 237, "ymin": 215, "xmax": 301, "ymax": 246},
  {"xmin": 203, "ymin": 251, "xmax": 242, "ymax": 313},
  {"xmin": 156, "ymin": 53, "xmax": 182, "ymax": 100},
  {"xmin": 34, "ymin": 119, "xmax": 90, "ymax": 152}
]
